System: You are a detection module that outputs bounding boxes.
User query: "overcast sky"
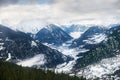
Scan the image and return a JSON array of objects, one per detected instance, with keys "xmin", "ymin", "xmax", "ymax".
[{"xmin": 0, "ymin": 0, "xmax": 120, "ymax": 27}]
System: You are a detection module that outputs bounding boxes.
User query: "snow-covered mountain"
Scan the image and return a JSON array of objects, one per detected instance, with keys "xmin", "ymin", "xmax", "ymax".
[
  {"xmin": 7, "ymin": 23, "xmax": 88, "ymax": 39},
  {"xmin": 0, "ymin": 24, "xmax": 72, "ymax": 68},
  {"xmin": 35, "ymin": 24, "xmax": 73, "ymax": 45},
  {"xmin": 62, "ymin": 24, "xmax": 88, "ymax": 39},
  {"xmin": 71, "ymin": 26, "xmax": 108, "ymax": 49},
  {"xmin": 72, "ymin": 24, "xmax": 120, "ymax": 79},
  {"xmin": 2, "ymin": 19, "xmax": 46, "ymax": 34},
  {"xmin": 1, "ymin": 23, "xmax": 120, "ymax": 79}
]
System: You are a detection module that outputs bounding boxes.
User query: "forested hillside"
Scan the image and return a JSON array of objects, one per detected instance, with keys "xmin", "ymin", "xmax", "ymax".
[
  {"xmin": 74, "ymin": 25, "xmax": 120, "ymax": 69},
  {"xmin": 0, "ymin": 61, "xmax": 86, "ymax": 80}
]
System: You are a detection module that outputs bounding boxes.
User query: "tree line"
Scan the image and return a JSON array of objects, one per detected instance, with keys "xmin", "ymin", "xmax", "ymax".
[{"xmin": 0, "ymin": 61, "xmax": 86, "ymax": 80}]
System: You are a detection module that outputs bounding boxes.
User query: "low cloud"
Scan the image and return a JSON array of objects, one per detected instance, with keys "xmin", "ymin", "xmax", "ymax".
[{"xmin": 0, "ymin": 0, "xmax": 119, "ymax": 27}]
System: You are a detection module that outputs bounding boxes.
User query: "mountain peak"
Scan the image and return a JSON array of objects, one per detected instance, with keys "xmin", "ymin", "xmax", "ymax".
[
  {"xmin": 35, "ymin": 24, "xmax": 73, "ymax": 45},
  {"xmin": 45, "ymin": 24, "xmax": 60, "ymax": 32}
]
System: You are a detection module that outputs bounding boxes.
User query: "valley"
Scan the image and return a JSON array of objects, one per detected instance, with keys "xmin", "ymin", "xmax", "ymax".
[{"xmin": 1, "ymin": 24, "xmax": 120, "ymax": 79}]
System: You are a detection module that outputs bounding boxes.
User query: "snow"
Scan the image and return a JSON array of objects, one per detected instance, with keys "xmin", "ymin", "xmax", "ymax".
[
  {"xmin": 5, "ymin": 37, "xmax": 10, "ymax": 41},
  {"xmin": 2, "ymin": 19, "xmax": 49, "ymax": 34},
  {"xmin": 45, "ymin": 24, "xmax": 60, "ymax": 32},
  {"xmin": 43, "ymin": 42, "xmax": 89, "ymax": 73},
  {"xmin": 0, "ymin": 43, "xmax": 4, "ymax": 45},
  {"xmin": 0, "ymin": 42, "xmax": 5, "ymax": 51},
  {"xmin": 55, "ymin": 48, "xmax": 89, "ymax": 73},
  {"xmin": 0, "ymin": 39, "xmax": 2, "ymax": 41},
  {"xmin": 83, "ymin": 34, "xmax": 107, "ymax": 44},
  {"xmin": 6, "ymin": 53, "xmax": 11, "ymax": 61},
  {"xmin": 16, "ymin": 19, "xmax": 45, "ymax": 34},
  {"xmin": 70, "ymin": 32, "xmax": 83, "ymax": 39},
  {"xmin": 0, "ymin": 46, "xmax": 4, "ymax": 51},
  {"xmin": 31, "ymin": 41, "xmax": 37, "ymax": 47},
  {"xmin": 17, "ymin": 54, "xmax": 46, "ymax": 67},
  {"xmin": 77, "ymin": 54, "xmax": 120, "ymax": 79},
  {"xmin": 54, "ymin": 45, "xmax": 80, "ymax": 73},
  {"xmin": 43, "ymin": 41, "xmax": 80, "ymax": 58},
  {"xmin": 56, "ymin": 61, "xmax": 75, "ymax": 73},
  {"xmin": 46, "ymin": 24, "xmax": 54, "ymax": 32}
]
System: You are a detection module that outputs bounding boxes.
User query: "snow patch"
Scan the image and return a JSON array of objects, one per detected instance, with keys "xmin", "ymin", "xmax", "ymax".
[
  {"xmin": 17, "ymin": 54, "xmax": 46, "ymax": 67},
  {"xmin": 0, "ymin": 39, "xmax": 2, "ymax": 41},
  {"xmin": 0, "ymin": 43, "xmax": 5, "ymax": 51},
  {"xmin": 6, "ymin": 53, "xmax": 11, "ymax": 61},
  {"xmin": 0, "ymin": 43, "xmax": 4, "ymax": 45},
  {"xmin": 56, "ymin": 62, "xmax": 74, "ymax": 73},
  {"xmin": 5, "ymin": 37, "xmax": 12, "ymax": 41},
  {"xmin": 83, "ymin": 34, "xmax": 106, "ymax": 44},
  {"xmin": 70, "ymin": 32, "xmax": 83, "ymax": 39},
  {"xmin": 46, "ymin": 24, "xmax": 54, "ymax": 32},
  {"xmin": 0, "ymin": 46, "xmax": 4, "ymax": 51},
  {"xmin": 31, "ymin": 41, "xmax": 37, "ymax": 47}
]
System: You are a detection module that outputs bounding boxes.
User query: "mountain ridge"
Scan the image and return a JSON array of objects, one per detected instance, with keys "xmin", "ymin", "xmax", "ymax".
[
  {"xmin": 35, "ymin": 24, "xmax": 73, "ymax": 45},
  {"xmin": 0, "ymin": 24, "xmax": 72, "ymax": 68}
]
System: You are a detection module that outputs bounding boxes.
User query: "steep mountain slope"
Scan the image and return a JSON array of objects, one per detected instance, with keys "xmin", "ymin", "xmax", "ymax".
[
  {"xmin": 71, "ymin": 26, "xmax": 108, "ymax": 49},
  {"xmin": 74, "ymin": 25, "xmax": 120, "ymax": 69},
  {"xmin": 0, "ymin": 25, "xmax": 72, "ymax": 68},
  {"xmin": 35, "ymin": 24, "xmax": 73, "ymax": 45}
]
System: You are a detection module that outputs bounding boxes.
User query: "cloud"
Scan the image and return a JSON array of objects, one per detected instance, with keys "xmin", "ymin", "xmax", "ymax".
[
  {"xmin": 0, "ymin": 0, "xmax": 119, "ymax": 28},
  {"xmin": 0, "ymin": 0, "xmax": 55, "ymax": 6},
  {"xmin": 0, "ymin": 0, "xmax": 19, "ymax": 6},
  {"xmin": 54, "ymin": 0, "xmax": 119, "ymax": 14}
]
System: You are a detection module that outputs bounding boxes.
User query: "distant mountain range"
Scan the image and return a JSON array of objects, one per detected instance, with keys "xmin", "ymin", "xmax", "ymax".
[
  {"xmin": 71, "ymin": 26, "xmax": 108, "ymax": 49},
  {"xmin": 62, "ymin": 24, "xmax": 88, "ymax": 34},
  {"xmin": 62, "ymin": 24, "xmax": 88, "ymax": 38},
  {"xmin": 72, "ymin": 24, "xmax": 120, "ymax": 79},
  {"xmin": 1, "ymin": 23, "xmax": 120, "ymax": 79}
]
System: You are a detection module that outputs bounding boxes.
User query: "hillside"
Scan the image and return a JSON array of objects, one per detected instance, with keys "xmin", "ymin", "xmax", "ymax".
[
  {"xmin": 35, "ymin": 24, "xmax": 72, "ymax": 45},
  {"xmin": 0, "ymin": 61, "xmax": 86, "ymax": 80},
  {"xmin": 74, "ymin": 25, "xmax": 120, "ymax": 69}
]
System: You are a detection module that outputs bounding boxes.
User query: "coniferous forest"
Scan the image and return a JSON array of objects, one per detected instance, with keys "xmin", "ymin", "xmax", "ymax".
[{"xmin": 0, "ymin": 61, "xmax": 86, "ymax": 80}]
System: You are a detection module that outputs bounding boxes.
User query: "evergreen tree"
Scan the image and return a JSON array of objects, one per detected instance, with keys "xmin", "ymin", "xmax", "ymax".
[{"xmin": 0, "ymin": 61, "xmax": 86, "ymax": 80}]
